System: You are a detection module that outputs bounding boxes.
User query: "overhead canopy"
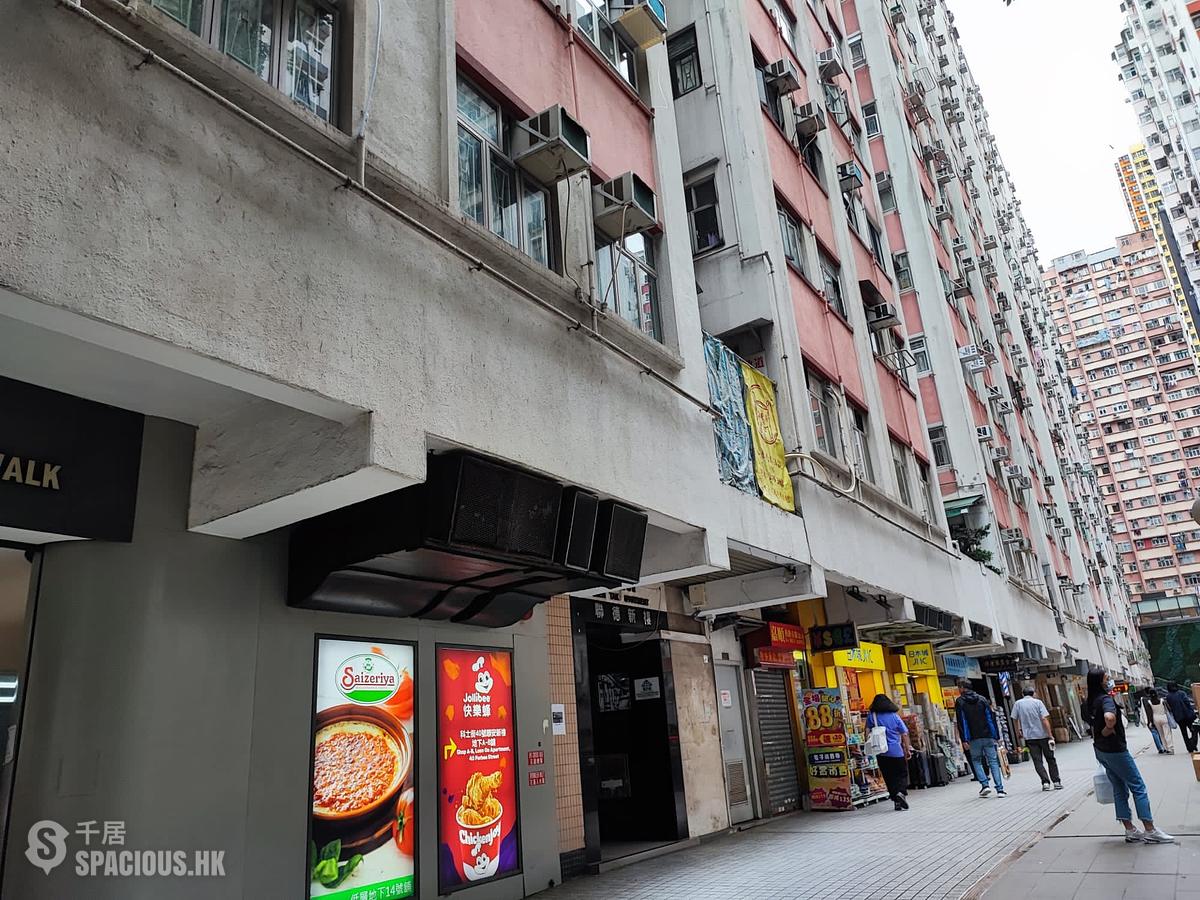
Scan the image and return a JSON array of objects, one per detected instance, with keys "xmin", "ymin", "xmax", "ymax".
[{"xmin": 943, "ymin": 494, "xmax": 983, "ymax": 518}]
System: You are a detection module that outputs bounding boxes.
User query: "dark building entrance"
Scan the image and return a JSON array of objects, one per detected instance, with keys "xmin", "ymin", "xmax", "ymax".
[{"xmin": 572, "ymin": 597, "xmax": 688, "ymax": 868}]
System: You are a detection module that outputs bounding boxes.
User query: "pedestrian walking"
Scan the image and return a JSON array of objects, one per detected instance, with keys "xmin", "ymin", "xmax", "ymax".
[
  {"xmin": 1146, "ymin": 689, "xmax": 1174, "ymax": 753},
  {"xmin": 867, "ymin": 694, "xmax": 912, "ymax": 811},
  {"xmin": 1139, "ymin": 689, "xmax": 1168, "ymax": 754},
  {"xmin": 1164, "ymin": 682, "xmax": 1198, "ymax": 753},
  {"xmin": 1012, "ymin": 684, "xmax": 1062, "ymax": 791},
  {"xmin": 954, "ymin": 678, "xmax": 1007, "ymax": 797},
  {"xmin": 1087, "ymin": 666, "xmax": 1174, "ymax": 844}
]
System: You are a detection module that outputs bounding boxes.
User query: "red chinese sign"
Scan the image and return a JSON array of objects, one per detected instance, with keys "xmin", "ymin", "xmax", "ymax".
[
  {"xmin": 755, "ymin": 647, "xmax": 797, "ymax": 668},
  {"xmin": 437, "ymin": 647, "xmax": 520, "ymax": 892},
  {"xmin": 768, "ymin": 622, "xmax": 807, "ymax": 651}
]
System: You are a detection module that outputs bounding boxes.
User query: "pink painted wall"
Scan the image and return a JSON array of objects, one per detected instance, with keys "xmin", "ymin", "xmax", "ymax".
[
  {"xmin": 840, "ymin": 0, "xmax": 860, "ymax": 33},
  {"xmin": 456, "ymin": 0, "xmax": 656, "ymax": 189},
  {"xmin": 989, "ymin": 477, "xmax": 1012, "ymax": 529},
  {"xmin": 788, "ymin": 268, "xmax": 865, "ymax": 404},
  {"xmin": 919, "ymin": 375, "xmax": 942, "ymax": 424},
  {"xmin": 901, "ymin": 291, "xmax": 922, "ymax": 331},
  {"xmin": 748, "ymin": 3, "xmax": 804, "ymax": 73}
]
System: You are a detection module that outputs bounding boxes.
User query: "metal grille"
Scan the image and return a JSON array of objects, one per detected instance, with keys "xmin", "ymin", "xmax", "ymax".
[
  {"xmin": 752, "ymin": 669, "xmax": 800, "ymax": 815},
  {"xmin": 450, "ymin": 456, "xmax": 559, "ymax": 560},
  {"xmin": 726, "ymin": 760, "xmax": 749, "ymax": 806}
]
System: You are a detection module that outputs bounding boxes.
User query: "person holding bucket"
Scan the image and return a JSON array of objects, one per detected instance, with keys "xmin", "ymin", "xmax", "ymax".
[{"xmin": 1087, "ymin": 666, "xmax": 1174, "ymax": 844}]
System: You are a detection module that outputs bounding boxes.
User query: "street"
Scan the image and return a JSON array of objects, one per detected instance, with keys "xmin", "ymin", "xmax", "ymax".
[{"xmin": 546, "ymin": 730, "xmax": 1177, "ymax": 900}]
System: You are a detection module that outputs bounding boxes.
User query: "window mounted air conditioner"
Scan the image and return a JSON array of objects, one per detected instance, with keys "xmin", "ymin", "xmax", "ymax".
[
  {"xmin": 937, "ymin": 166, "xmax": 954, "ymax": 185},
  {"xmin": 512, "ymin": 105, "xmax": 591, "ymax": 184},
  {"xmin": 995, "ymin": 400, "xmax": 1014, "ymax": 415},
  {"xmin": 875, "ymin": 170, "xmax": 893, "ymax": 190},
  {"xmin": 965, "ymin": 357, "xmax": 987, "ymax": 372},
  {"xmin": 977, "ymin": 424, "xmax": 995, "ymax": 442},
  {"xmin": 794, "ymin": 101, "xmax": 827, "ymax": 139},
  {"xmin": 952, "ymin": 280, "xmax": 971, "ymax": 298},
  {"xmin": 1001, "ymin": 527, "xmax": 1024, "ymax": 543},
  {"xmin": 817, "ymin": 47, "xmax": 845, "ymax": 81},
  {"xmin": 959, "ymin": 343, "xmax": 982, "ymax": 360},
  {"xmin": 837, "ymin": 161, "xmax": 864, "ymax": 193},
  {"xmin": 1004, "ymin": 464, "xmax": 1023, "ymax": 479},
  {"xmin": 987, "ymin": 385, "xmax": 1004, "ymax": 400},
  {"xmin": 951, "ymin": 236, "xmax": 967, "ymax": 252},
  {"xmin": 760, "ymin": 59, "xmax": 800, "ymax": 95},
  {"xmin": 867, "ymin": 303, "xmax": 901, "ymax": 331},
  {"xmin": 1014, "ymin": 476, "xmax": 1032, "ymax": 490},
  {"xmin": 593, "ymin": 172, "xmax": 657, "ymax": 239},
  {"xmin": 992, "ymin": 446, "xmax": 1010, "ymax": 461},
  {"xmin": 608, "ymin": 0, "xmax": 667, "ymax": 48},
  {"xmin": 962, "ymin": 256, "xmax": 977, "ymax": 272},
  {"xmin": 1043, "ymin": 475, "xmax": 1056, "ymax": 487}
]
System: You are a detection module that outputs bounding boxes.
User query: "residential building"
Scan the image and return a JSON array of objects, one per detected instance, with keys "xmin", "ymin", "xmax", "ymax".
[
  {"xmin": 1045, "ymin": 233, "xmax": 1200, "ymax": 648},
  {"xmin": 1114, "ymin": 0, "xmax": 1200, "ymax": 351},
  {"xmin": 1116, "ymin": 144, "xmax": 1200, "ymax": 356}
]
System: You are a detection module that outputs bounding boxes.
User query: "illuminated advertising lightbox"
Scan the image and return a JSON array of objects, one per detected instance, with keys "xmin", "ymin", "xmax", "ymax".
[{"xmin": 308, "ymin": 638, "xmax": 416, "ymax": 900}]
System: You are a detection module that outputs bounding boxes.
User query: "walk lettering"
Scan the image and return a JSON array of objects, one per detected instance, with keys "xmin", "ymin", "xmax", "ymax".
[{"xmin": 0, "ymin": 452, "xmax": 61, "ymax": 490}]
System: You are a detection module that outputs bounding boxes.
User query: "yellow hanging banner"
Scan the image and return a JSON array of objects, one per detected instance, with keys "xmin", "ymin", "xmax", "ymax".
[{"xmin": 739, "ymin": 362, "xmax": 795, "ymax": 512}]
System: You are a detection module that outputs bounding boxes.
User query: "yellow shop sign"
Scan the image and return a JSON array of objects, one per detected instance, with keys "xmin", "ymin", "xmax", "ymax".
[
  {"xmin": 832, "ymin": 641, "xmax": 885, "ymax": 671},
  {"xmin": 904, "ymin": 642, "xmax": 937, "ymax": 674}
]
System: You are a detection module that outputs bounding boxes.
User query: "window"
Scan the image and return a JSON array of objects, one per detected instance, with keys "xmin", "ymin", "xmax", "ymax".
[
  {"xmin": 918, "ymin": 461, "xmax": 936, "ymax": 521},
  {"xmin": 755, "ymin": 59, "xmax": 785, "ymax": 127},
  {"xmin": 863, "ymin": 101, "xmax": 881, "ymax": 136},
  {"xmin": 685, "ymin": 176, "xmax": 723, "ymax": 254},
  {"xmin": 929, "ymin": 426, "xmax": 952, "ymax": 468},
  {"xmin": 892, "ymin": 440, "xmax": 913, "ymax": 507},
  {"xmin": 850, "ymin": 406, "xmax": 874, "ymax": 481},
  {"xmin": 574, "ymin": 0, "xmax": 637, "ymax": 89},
  {"xmin": 848, "ymin": 35, "xmax": 866, "ymax": 68},
  {"xmin": 893, "ymin": 251, "xmax": 913, "ymax": 291},
  {"xmin": 879, "ymin": 182, "xmax": 896, "ymax": 212},
  {"xmin": 910, "ymin": 335, "xmax": 931, "ymax": 373},
  {"xmin": 778, "ymin": 206, "xmax": 807, "ymax": 274},
  {"xmin": 867, "ymin": 219, "xmax": 886, "ymax": 269},
  {"xmin": 819, "ymin": 250, "xmax": 847, "ymax": 317},
  {"xmin": 808, "ymin": 371, "xmax": 842, "ymax": 459},
  {"xmin": 595, "ymin": 233, "xmax": 661, "ymax": 340},
  {"xmin": 668, "ymin": 28, "xmax": 701, "ymax": 97},
  {"xmin": 801, "ymin": 137, "xmax": 825, "ymax": 188},
  {"xmin": 457, "ymin": 78, "xmax": 553, "ymax": 268},
  {"xmin": 152, "ymin": 0, "xmax": 339, "ymax": 122}
]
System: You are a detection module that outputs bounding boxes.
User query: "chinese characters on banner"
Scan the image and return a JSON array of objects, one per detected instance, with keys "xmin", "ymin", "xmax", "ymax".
[
  {"xmin": 310, "ymin": 639, "xmax": 416, "ymax": 900},
  {"xmin": 437, "ymin": 647, "xmax": 520, "ymax": 892},
  {"xmin": 802, "ymin": 688, "xmax": 852, "ymax": 811},
  {"xmin": 739, "ymin": 362, "xmax": 795, "ymax": 512}
]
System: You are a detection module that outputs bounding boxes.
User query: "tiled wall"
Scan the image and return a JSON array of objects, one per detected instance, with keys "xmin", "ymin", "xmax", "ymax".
[{"xmin": 547, "ymin": 595, "xmax": 584, "ymax": 852}]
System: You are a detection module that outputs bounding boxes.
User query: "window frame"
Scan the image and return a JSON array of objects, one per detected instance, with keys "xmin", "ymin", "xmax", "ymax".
[
  {"xmin": 574, "ymin": 0, "xmax": 639, "ymax": 91},
  {"xmin": 685, "ymin": 174, "xmax": 724, "ymax": 255},
  {"xmin": 807, "ymin": 371, "xmax": 843, "ymax": 460},
  {"xmin": 891, "ymin": 439, "xmax": 914, "ymax": 507},
  {"xmin": 818, "ymin": 249, "xmax": 847, "ymax": 318},
  {"xmin": 849, "ymin": 405, "xmax": 875, "ymax": 481},
  {"xmin": 668, "ymin": 27, "xmax": 702, "ymax": 98},
  {"xmin": 595, "ymin": 232, "xmax": 663, "ymax": 341},
  {"xmin": 928, "ymin": 425, "xmax": 952, "ymax": 468},
  {"xmin": 862, "ymin": 101, "xmax": 881, "ymax": 137}
]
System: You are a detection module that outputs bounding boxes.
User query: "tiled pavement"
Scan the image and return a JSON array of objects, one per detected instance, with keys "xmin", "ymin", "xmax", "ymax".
[
  {"xmin": 981, "ymin": 728, "xmax": 1200, "ymax": 900},
  {"xmin": 545, "ymin": 732, "xmax": 1155, "ymax": 900}
]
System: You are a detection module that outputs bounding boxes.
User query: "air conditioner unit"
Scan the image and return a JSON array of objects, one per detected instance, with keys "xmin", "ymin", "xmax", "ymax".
[
  {"xmin": 1014, "ymin": 475, "xmax": 1032, "ymax": 490},
  {"xmin": 992, "ymin": 313, "xmax": 1010, "ymax": 332},
  {"xmin": 512, "ymin": 105, "xmax": 591, "ymax": 184},
  {"xmin": 952, "ymin": 280, "xmax": 971, "ymax": 298},
  {"xmin": 837, "ymin": 161, "xmax": 864, "ymax": 193},
  {"xmin": 977, "ymin": 425, "xmax": 994, "ymax": 442},
  {"xmin": 1043, "ymin": 475, "xmax": 1056, "ymax": 487},
  {"xmin": 986, "ymin": 385, "xmax": 1004, "ymax": 400},
  {"xmin": 817, "ymin": 47, "xmax": 845, "ymax": 81},
  {"xmin": 962, "ymin": 256, "xmax": 977, "ymax": 271},
  {"xmin": 995, "ymin": 400, "xmax": 1014, "ymax": 415},
  {"xmin": 965, "ymin": 357, "xmax": 987, "ymax": 372},
  {"xmin": 1004, "ymin": 464, "xmax": 1023, "ymax": 479},
  {"xmin": 1059, "ymin": 527, "xmax": 1071, "ymax": 539},
  {"xmin": 936, "ymin": 205, "xmax": 953, "ymax": 222},
  {"xmin": 951, "ymin": 236, "xmax": 967, "ymax": 252},
  {"xmin": 889, "ymin": 3, "xmax": 905, "ymax": 23},
  {"xmin": 608, "ymin": 0, "xmax": 667, "ymax": 48},
  {"xmin": 937, "ymin": 166, "xmax": 954, "ymax": 185},
  {"xmin": 794, "ymin": 101, "xmax": 827, "ymax": 139},
  {"xmin": 764, "ymin": 59, "xmax": 802, "ymax": 94},
  {"xmin": 1001, "ymin": 527, "xmax": 1024, "ymax": 543},
  {"xmin": 1052, "ymin": 516, "xmax": 1065, "ymax": 528},
  {"xmin": 959, "ymin": 343, "xmax": 981, "ymax": 360},
  {"xmin": 875, "ymin": 170, "xmax": 893, "ymax": 190},
  {"xmin": 593, "ymin": 172, "xmax": 657, "ymax": 239},
  {"xmin": 992, "ymin": 446, "xmax": 1010, "ymax": 461},
  {"xmin": 982, "ymin": 236, "xmax": 998, "ymax": 251},
  {"xmin": 867, "ymin": 303, "xmax": 901, "ymax": 331}
]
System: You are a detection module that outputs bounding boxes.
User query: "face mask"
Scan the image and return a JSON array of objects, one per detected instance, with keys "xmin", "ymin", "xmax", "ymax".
[{"xmin": 1106, "ymin": 679, "xmax": 1115, "ymax": 691}]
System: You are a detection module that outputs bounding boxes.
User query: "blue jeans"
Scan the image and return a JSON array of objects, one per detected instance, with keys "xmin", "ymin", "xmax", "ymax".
[
  {"xmin": 969, "ymin": 737, "xmax": 1005, "ymax": 790},
  {"xmin": 1150, "ymin": 724, "xmax": 1165, "ymax": 753},
  {"xmin": 1095, "ymin": 748, "xmax": 1153, "ymax": 823}
]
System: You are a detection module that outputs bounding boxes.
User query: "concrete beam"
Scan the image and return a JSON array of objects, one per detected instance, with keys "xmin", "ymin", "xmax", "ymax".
[
  {"xmin": 693, "ymin": 564, "xmax": 827, "ymax": 616},
  {"xmin": 638, "ymin": 527, "xmax": 729, "ymax": 584}
]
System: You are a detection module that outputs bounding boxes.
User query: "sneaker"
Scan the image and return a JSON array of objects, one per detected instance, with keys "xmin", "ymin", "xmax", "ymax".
[
  {"xmin": 979, "ymin": 786, "xmax": 993, "ymax": 797},
  {"xmin": 996, "ymin": 790, "xmax": 1008, "ymax": 797},
  {"xmin": 1125, "ymin": 830, "xmax": 1145, "ymax": 843},
  {"xmin": 1143, "ymin": 829, "xmax": 1176, "ymax": 844},
  {"xmin": 1053, "ymin": 782, "xmax": 1064, "ymax": 790},
  {"xmin": 1042, "ymin": 783, "xmax": 1051, "ymax": 792}
]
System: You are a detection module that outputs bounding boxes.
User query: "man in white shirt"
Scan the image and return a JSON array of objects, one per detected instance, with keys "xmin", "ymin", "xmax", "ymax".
[{"xmin": 1013, "ymin": 685, "xmax": 1062, "ymax": 791}]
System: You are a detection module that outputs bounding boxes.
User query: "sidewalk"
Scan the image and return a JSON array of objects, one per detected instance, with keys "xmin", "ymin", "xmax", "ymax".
[
  {"xmin": 545, "ymin": 734, "xmax": 1122, "ymax": 900},
  {"xmin": 978, "ymin": 728, "xmax": 1200, "ymax": 899}
]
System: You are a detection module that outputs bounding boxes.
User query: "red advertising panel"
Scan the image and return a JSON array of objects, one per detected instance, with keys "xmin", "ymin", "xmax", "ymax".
[
  {"xmin": 437, "ymin": 647, "xmax": 520, "ymax": 892},
  {"xmin": 309, "ymin": 638, "xmax": 416, "ymax": 900}
]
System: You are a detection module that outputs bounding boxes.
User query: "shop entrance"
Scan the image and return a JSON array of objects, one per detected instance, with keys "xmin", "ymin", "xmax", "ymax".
[
  {"xmin": 714, "ymin": 664, "xmax": 755, "ymax": 824},
  {"xmin": 573, "ymin": 598, "xmax": 688, "ymax": 866},
  {"xmin": 0, "ymin": 547, "xmax": 33, "ymax": 883}
]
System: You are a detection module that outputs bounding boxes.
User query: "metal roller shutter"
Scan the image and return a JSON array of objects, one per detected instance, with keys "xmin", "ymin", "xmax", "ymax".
[{"xmin": 752, "ymin": 668, "xmax": 800, "ymax": 815}]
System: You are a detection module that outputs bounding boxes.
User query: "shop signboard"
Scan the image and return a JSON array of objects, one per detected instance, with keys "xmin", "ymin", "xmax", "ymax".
[
  {"xmin": 1, "ymin": 374, "xmax": 144, "ymax": 541},
  {"xmin": 808, "ymin": 622, "xmax": 859, "ymax": 653},
  {"xmin": 767, "ymin": 622, "xmax": 807, "ymax": 651},
  {"xmin": 437, "ymin": 647, "xmax": 520, "ymax": 892},
  {"xmin": 802, "ymin": 688, "xmax": 852, "ymax": 810},
  {"xmin": 904, "ymin": 642, "xmax": 937, "ymax": 675},
  {"xmin": 832, "ymin": 641, "xmax": 886, "ymax": 671},
  {"xmin": 979, "ymin": 653, "xmax": 1021, "ymax": 674},
  {"xmin": 942, "ymin": 686, "xmax": 961, "ymax": 708},
  {"xmin": 755, "ymin": 647, "xmax": 798, "ymax": 668},
  {"xmin": 940, "ymin": 653, "xmax": 982, "ymax": 680},
  {"xmin": 309, "ymin": 638, "xmax": 416, "ymax": 900},
  {"xmin": 580, "ymin": 598, "xmax": 665, "ymax": 632}
]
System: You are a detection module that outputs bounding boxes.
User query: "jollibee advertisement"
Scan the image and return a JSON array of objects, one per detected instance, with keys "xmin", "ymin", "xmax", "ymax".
[
  {"xmin": 437, "ymin": 646, "xmax": 520, "ymax": 892},
  {"xmin": 309, "ymin": 639, "xmax": 416, "ymax": 900}
]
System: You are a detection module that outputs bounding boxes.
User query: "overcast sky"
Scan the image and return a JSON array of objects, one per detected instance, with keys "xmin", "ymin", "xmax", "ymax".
[{"xmin": 947, "ymin": 0, "xmax": 1143, "ymax": 263}]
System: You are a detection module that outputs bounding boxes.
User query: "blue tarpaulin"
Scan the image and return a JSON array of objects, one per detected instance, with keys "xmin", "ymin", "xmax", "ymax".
[{"xmin": 703, "ymin": 333, "xmax": 756, "ymax": 495}]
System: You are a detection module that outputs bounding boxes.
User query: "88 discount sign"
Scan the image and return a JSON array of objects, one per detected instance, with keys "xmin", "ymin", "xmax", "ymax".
[{"xmin": 802, "ymin": 688, "xmax": 845, "ymax": 748}]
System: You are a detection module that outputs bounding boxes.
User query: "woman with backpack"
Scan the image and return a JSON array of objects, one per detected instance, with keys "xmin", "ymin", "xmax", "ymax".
[
  {"xmin": 867, "ymin": 694, "xmax": 913, "ymax": 811},
  {"xmin": 1088, "ymin": 667, "xmax": 1174, "ymax": 844}
]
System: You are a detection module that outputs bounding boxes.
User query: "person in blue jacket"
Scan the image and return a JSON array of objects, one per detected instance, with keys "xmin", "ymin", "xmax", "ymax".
[{"xmin": 955, "ymin": 678, "xmax": 1006, "ymax": 797}]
